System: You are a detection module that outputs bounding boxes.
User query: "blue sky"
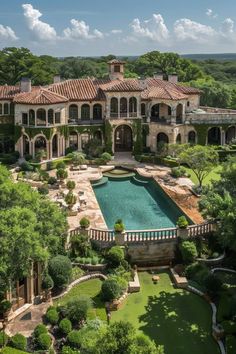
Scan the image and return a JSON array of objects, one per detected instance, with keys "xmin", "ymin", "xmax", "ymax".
[{"xmin": 0, "ymin": 0, "xmax": 236, "ymax": 56}]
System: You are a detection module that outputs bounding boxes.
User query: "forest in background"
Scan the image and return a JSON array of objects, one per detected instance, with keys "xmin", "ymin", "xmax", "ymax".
[{"xmin": 0, "ymin": 47, "xmax": 236, "ymax": 109}]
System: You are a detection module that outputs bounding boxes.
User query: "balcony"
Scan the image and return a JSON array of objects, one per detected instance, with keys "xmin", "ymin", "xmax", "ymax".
[
  {"xmin": 68, "ymin": 119, "xmax": 103, "ymax": 126},
  {"xmin": 109, "ymin": 112, "xmax": 138, "ymax": 119},
  {"xmin": 186, "ymin": 112, "xmax": 236, "ymax": 125},
  {"xmin": 150, "ymin": 116, "xmax": 171, "ymax": 124}
]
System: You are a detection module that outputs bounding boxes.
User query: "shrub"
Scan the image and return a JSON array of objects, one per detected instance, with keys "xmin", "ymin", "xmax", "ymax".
[
  {"xmin": 56, "ymin": 168, "xmax": 68, "ymax": 181},
  {"xmin": 221, "ymin": 320, "xmax": 236, "ymax": 334},
  {"xmin": 101, "ymin": 279, "xmax": 121, "ymax": 301},
  {"xmin": 91, "ymin": 257, "xmax": 99, "ymax": 265},
  {"xmin": 101, "ymin": 152, "xmax": 112, "ymax": 162},
  {"xmin": 66, "ymin": 296, "xmax": 93, "ymax": 323},
  {"xmin": 66, "ymin": 180, "xmax": 76, "ymax": 191},
  {"xmin": 204, "ymin": 274, "xmax": 222, "ymax": 297},
  {"xmin": 62, "ymin": 345, "xmax": 80, "ymax": 354},
  {"xmin": 0, "ymin": 332, "xmax": 9, "ymax": 347},
  {"xmin": 179, "ymin": 241, "xmax": 197, "ymax": 264},
  {"xmin": 185, "ymin": 262, "xmax": 208, "ymax": 280},
  {"xmin": 80, "ymin": 217, "xmax": 90, "ymax": 229},
  {"xmin": 0, "ymin": 299, "xmax": 12, "ymax": 314},
  {"xmin": 177, "ymin": 216, "xmax": 189, "ymax": 229},
  {"xmin": 48, "ymin": 255, "xmax": 72, "ymax": 288},
  {"xmin": 37, "ymin": 333, "xmax": 52, "ymax": 350},
  {"xmin": 56, "ymin": 161, "xmax": 66, "ymax": 170},
  {"xmin": 46, "ymin": 308, "xmax": 59, "ymax": 325},
  {"xmin": 20, "ymin": 161, "xmax": 34, "ymax": 172},
  {"xmin": 59, "ymin": 318, "xmax": 72, "ymax": 336},
  {"xmin": 67, "ymin": 330, "xmax": 81, "ymax": 348},
  {"xmin": 106, "ymin": 246, "xmax": 125, "ymax": 267},
  {"xmin": 38, "ymin": 184, "xmax": 49, "ymax": 195},
  {"xmin": 171, "ymin": 166, "xmax": 188, "ymax": 178},
  {"xmin": 33, "ymin": 324, "xmax": 48, "ymax": 338},
  {"xmin": 10, "ymin": 333, "xmax": 27, "ymax": 351},
  {"xmin": 48, "ymin": 176, "xmax": 57, "ymax": 185},
  {"xmin": 42, "ymin": 274, "xmax": 54, "ymax": 290}
]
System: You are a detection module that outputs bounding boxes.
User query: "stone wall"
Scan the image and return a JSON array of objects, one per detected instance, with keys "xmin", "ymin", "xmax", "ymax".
[{"xmin": 126, "ymin": 239, "xmax": 178, "ymax": 265}]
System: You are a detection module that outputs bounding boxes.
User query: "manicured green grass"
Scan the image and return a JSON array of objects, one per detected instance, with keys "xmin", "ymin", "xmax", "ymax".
[
  {"xmin": 1, "ymin": 348, "xmax": 28, "ymax": 354},
  {"xmin": 112, "ymin": 271, "xmax": 219, "ymax": 354},
  {"xmin": 54, "ymin": 279, "xmax": 106, "ymax": 321},
  {"xmin": 185, "ymin": 165, "xmax": 222, "ymax": 185}
]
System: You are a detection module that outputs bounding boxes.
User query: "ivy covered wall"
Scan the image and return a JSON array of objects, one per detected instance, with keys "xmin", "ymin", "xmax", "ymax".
[{"xmin": 193, "ymin": 124, "xmax": 232, "ymax": 145}]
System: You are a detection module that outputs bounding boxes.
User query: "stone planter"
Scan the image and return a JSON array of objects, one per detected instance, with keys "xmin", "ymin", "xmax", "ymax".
[
  {"xmin": 115, "ymin": 231, "xmax": 125, "ymax": 246},
  {"xmin": 177, "ymin": 227, "xmax": 189, "ymax": 239}
]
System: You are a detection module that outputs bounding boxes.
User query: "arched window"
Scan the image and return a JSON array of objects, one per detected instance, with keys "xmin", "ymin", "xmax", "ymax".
[
  {"xmin": 48, "ymin": 109, "xmax": 54, "ymax": 125},
  {"xmin": 176, "ymin": 104, "xmax": 183, "ymax": 124},
  {"xmin": 69, "ymin": 132, "xmax": 78, "ymax": 149},
  {"xmin": 22, "ymin": 113, "xmax": 28, "ymax": 125},
  {"xmin": 188, "ymin": 131, "xmax": 196, "ymax": 144},
  {"xmin": 52, "ymin": 134, "xmax": 58, "ymax": 157},
  {"xmin": 120, "ymin": 98, "xmax": 128, "ymax": 117},
  {"xmin": 34, "ymin": 136, "xmax": 47, "ymax": 158},
  {"xmin": 110, "ymin": 97, "xmax": 118, "ymax": 117},
  {"xmin": 0, "ymin": 103, "xmax": 2, "ymax": 115},
  {"xmin": 94, "ymin": 130, "xmax": 102, "ymax": 141},
  {"xmin": 151, "ymin": 104, "xmax": 160, "ymax": 120},
  {"xmin": 37, "ymin": 109, "xmax": 46, "ymax": 126},
  {"xmin": 141, "ymin": 103, "xmax": 146, "ymax": 116},
  {"xmin": 226, "ymin": 126, "xmax": 236, "ymax": 144},
  {"xmin": 81, "ymin": 104, "xmax": 90, "ymax": 121},
  {"xmin": 129, "ymin": 97, "xmax": 137, "ymax": 117},
  {"xmin": 55, "ymin": 111, "xmax": 61, "ymax": 124},
  {"xmin": 176, "ymin": 133, "xmax": 181, "ymax": 144},
  {"xmin": 4, "ymin": 103, "xmax": 9, "ymax": 115},
  {"xmin": 69, "ymin": 104, "xmax": 78, "ymax": 121},
  {"xmin": 93, "ymin": 104, "xmax": 102, "ymax": 120},
  {"xmin": 29, "ymin": 110, "xmax": 35, "ymax": 126}
]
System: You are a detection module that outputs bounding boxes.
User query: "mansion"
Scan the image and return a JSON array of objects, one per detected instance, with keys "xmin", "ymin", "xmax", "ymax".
[{"xmin": 1, "ymin": 59, "xmax": 236, "ymax": 159}]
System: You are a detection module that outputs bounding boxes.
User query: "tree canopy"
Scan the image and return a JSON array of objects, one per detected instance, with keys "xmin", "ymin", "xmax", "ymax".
[{"xmin": 0, "ymin": 165, "xmax": 68, "ymax": 294}]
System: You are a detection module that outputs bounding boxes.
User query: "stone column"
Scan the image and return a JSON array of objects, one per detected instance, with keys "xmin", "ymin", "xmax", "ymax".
[
  {"xmin": 78, "ymin": 134, "xmax": 82, "ymax": 151},
  {"xmin": 221, "ymin": 129, "xmax": 225, "ymax": 146},
  {"xmin": 171, "ymin": 106, "xmax": 176, "ymax": 125},
  {"xmin": 118, "ymin": 98, "xmax": 120, "ymax": 119},
  {"xmin": 46, "ymin": 141, "xmax": 50, "ymax": 160},
  {"xmin": 31, "ymin": 140, "xmax": 35, "ymax": 159}
]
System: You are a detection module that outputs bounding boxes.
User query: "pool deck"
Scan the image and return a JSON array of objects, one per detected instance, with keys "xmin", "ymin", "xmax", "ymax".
[{"xmin": 47, "ymin": 163, "xmax": 203, "ymax": 232}]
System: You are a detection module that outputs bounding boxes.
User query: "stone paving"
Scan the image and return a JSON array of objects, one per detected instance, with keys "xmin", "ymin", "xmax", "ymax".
[{"xmin": 7, "ymin": 302, "xmax": 51, "ymax": 337}]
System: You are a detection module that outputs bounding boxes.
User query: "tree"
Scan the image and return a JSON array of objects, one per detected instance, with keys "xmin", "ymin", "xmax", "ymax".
[
  {"xmin": 65, "ymin": 192, "xmax": 77, "ymax": 210},
  {"xmin": 48, "ymin": 255, "xmax": 72, "ymax": 288},
  {"xmin": 101, "ymin": 279, "xmax": 121, "ymax": 301},
  {"xmin": 179, "ymin": 145, "xmax": 218, "ymax": 188},
  {"xmin": 56, "ymin": 168, "xmax": 68, "ymax": 182},
  {"xmin": 179, "ymin": 241, "xmax": 198, "ymax": 264},
  {"xmin": 199, "ymin": 156, "xmax": 236, "ymax": 251},
  {"xmin": 106, "ymin": 246, "xmax": 125, "ymax": 267},
  {"xmin": 71, "ymin": 152, "xmax": 86, "ymax": 167},
  {"xmin": 66, "ymin": 180, "xmax": 76, "ymax": 191}
]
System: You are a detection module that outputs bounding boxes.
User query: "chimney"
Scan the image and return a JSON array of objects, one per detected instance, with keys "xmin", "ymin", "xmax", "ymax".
[
  {"xmin": 153, "ymin": 72, "xmax": 163, "ymax": 80},
  {"xmin": 20, "ymin": 78, "xmax": 31, "ymax": 93},
  {"xmin": 168, "ymin": 74, "xmax": 178, "ymax": 84},
  {"xmin": 139, "ymin": 77, "xmax": 147, "ymax": 90},
  {"xmin": 53, "ymin": 75, "xmax": 61, "ymax": 84},
  {"xmin": 108, "ymin": 60, "xmax": 125, "ymax": 81}
]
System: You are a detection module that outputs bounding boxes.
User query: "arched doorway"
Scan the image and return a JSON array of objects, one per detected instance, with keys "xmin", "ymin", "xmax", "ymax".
[
  {"xmin": 52, "ymin": 134, "xmax": 58, "ymax": 158},
  {"xmin": 69, "ymin": 132, "xmax": 78, "ymax": 150},
  {"xmin": 176, "ymin": 133, "xmax": 181, "ymax": 144},
  {"xmin": 188, "ymin": 131, "xmax": 196, "ymax": 144},
  {"xmin": 157, "ymin": 132, "xmax": 169, "ymax": 145},
  {"xmin": 35, "ymin": 136, "xmax": 47, "ymax": 159},
  {"xmin": 208, "ymin": 127, "xmax": 221, "ymax": 145},
  {"xmin": 115, "ymin": 125, "xmax": 133, "ymax": 152},
  {"xmin": 176, "ymin": 104, "xmax": 183, "ymax": 124},
  {"xmin": 226, "ymin": 126, "xmax": 236, "ymax": 144},
  {"xmin": 23, "ymin": 135, "xmax": 30, "ymax": 155}
]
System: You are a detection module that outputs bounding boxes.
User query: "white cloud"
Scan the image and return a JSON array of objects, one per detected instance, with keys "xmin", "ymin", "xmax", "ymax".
[
  {"xmin": 0, "ymin": 24, "xmax": 18, "ymax": 40},
  {"xmin": 206, "ymin": 9, "xmax": 218, "ymax": 19},
  {"xmin": 111, "ymin": 29, "xmax": 123, "ymax": 34},
  {"xmin": 174, "ymin": 18, "xmax": 216, "ymax": 43},
  {"xmin": 63, "ymin": 19, "xmax": 104, "ymax": 40},
  {"xmin": 22, "ymin": 3, "xmax": 57, "ymax": 40},
  {"xmin": 221, "ymin": 18, "xmax": 234, "ymax": 35},
  {"xmin": 131, "ymin": 13, "xmax": 169, "ymax": 42}
]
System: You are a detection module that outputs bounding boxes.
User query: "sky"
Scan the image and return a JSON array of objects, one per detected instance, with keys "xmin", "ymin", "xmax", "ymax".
[{"xmin": 0, "ymin": 0, "xmax": 236, "ymax": 56}]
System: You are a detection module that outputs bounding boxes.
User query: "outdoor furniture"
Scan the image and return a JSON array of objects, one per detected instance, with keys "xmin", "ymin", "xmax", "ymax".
[
  {"xmin": 152, "ymin": 275, "xmax": 160, "ymax": 284},
  {"xmin": 80, "ymin": 165, "xmax": 88, "ymax": 170}
]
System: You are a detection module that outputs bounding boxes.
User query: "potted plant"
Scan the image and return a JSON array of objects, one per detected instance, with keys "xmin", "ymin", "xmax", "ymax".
[
  {"xmin": 114, "ymin": 219, "xmax": 125, "ymax": 246},
  {"xmin": 0, "ymin": 300, "xmax": 12, "ymax": 319},
  {"xmin": 80, "ymin": 217, "xmax": 90, "ymax": 235},
  {"xmin": 177, "ymin": 216, "xmax": 189, "ymax": 238},
  {"xmin": 65, "ymin": 192, "xmax": 77, "ymax": 214}
]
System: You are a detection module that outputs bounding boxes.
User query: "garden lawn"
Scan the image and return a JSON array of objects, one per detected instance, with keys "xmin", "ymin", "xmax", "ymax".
[
  {"xmin": 54, "ymin": 279, "xmax": 106, "ymax": 321},
  {"xmin": 185, "ymin": 165, "xmax": 222, "ymax": 186},
  {"xmin": 112, "ymin": 271, "xmax": 219, "ymax": 354}
]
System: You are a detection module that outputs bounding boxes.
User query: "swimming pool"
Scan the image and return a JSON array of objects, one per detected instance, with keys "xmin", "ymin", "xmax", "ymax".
[{"xmin": 92, "ymin": 173, "xmax": 189, "ymax": 230}]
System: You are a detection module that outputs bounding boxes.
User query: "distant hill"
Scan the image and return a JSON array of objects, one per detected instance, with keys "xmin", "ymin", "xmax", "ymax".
[{"xmin": 182, "ymin": 53, "xmax": 236, "ymax": 61}]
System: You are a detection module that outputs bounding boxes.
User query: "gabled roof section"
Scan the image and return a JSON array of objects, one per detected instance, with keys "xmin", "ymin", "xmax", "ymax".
[
  {"xmin": 13, "ymin": 88, "xmax": 68, "ymax": 105},
  {"xmin": 0, "ymin": 85, "xmax": 20, "ymax": 100},
  {"xmin": 48, "ymin": 79, "xmax": 106, "ymax": 101},
  {"xmin": 100, "ymin": 79, "xmax": 143, "ymax": 92}
]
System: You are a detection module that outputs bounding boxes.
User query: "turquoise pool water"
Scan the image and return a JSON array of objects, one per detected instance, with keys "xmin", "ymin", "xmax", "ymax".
[{"xmin": 92, "ymin": 175, "xmax": 187, "ymax": 230}]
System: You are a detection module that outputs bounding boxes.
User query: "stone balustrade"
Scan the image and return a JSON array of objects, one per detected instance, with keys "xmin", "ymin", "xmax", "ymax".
[{"xmin": 187, "ymin": 112, "xmax": 236, "ymax": 125}]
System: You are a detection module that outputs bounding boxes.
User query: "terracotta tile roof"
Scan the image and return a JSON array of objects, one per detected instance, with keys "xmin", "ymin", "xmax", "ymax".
[
  {"xmin": 108, "ymin": 59, "xmax": 126, "ymax": 65},
  {"xmin": 100, "ymin": 79, "xmax": 143, "ymax": 92},
  {"xmin": 0, "ymin": 85, "xmax": 20, "ymax": 100},
  {"xmin": 13, "ymin": 88, "xmax": 68, "ymax": 105},
  {"xmin": 48, "ymin": 79, "xmax": 106, "ymax": 101},
  {"xmin": 141, "ymin": 79, "xmax": 188, "ymax": 100}
]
